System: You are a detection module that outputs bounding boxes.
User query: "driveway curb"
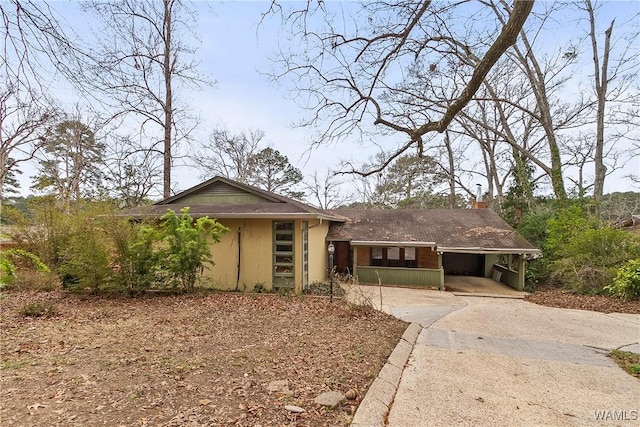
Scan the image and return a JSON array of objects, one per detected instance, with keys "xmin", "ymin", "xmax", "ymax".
[{"xmin": 351, "ymin": 322, "xmax": 422, "ymax": 427}]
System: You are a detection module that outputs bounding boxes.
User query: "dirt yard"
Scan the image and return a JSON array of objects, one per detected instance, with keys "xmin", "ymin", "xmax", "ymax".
[{"xmin": 0, "ymin": 290, "xmax": 407, "ymax": 427}]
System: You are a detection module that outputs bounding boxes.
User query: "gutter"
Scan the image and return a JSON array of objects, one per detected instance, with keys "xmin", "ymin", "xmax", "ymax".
[
  {"xmin": 438, "ymin": 247, "xmax": 541, "ymax": 254},
  {"xmin": 118, "ymin": 212, "xmax": 343, "ymax": 220},
  {"xmin": 350, "ymin": 240, "xmax": 437, "ymax": 248}
]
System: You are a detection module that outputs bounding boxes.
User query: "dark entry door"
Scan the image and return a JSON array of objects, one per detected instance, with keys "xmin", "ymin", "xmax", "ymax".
[{"xmin": 334, "ymin": 241, "xmax": 352, "ymax": 275}]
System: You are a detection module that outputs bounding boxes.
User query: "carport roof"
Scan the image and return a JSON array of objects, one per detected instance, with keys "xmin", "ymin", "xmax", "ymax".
[{"xmin": 326, "ymin": 208, "xmax": 540, "ymax": 254}]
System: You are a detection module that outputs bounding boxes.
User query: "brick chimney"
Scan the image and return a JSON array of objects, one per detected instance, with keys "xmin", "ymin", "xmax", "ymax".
[{"xmin": 472, "ymin": 184, "xmax": 487, "ymax": 209}]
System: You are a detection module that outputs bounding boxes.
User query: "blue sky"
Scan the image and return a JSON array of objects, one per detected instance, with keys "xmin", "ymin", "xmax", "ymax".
[
  {"xmin": 184, "ymin": 1, "xmax": 640, "ymax": 195},
  {"xmin": 21, "ymin": 1, "xmax": 640, "ymax": 198}
]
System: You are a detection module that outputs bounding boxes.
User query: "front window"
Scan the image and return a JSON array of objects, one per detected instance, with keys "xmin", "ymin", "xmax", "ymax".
[
  {"xmin": 387, "ymin": 247, "xmax": 402, "ymax": 267},
  {"xmin": 404, "ymin": 247, "xmax": 416, "ymax": 268},
  {"xmin": 372, "ymin": 247, "xmax": 383, "ymax": 266},
  {"xmin": 368, "ymin": 247, "xmax": 418, "ymax": 268}
]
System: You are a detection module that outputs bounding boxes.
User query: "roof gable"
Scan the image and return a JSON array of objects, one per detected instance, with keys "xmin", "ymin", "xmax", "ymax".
[
  {"xmin": 120, "ymin": 176, "xmax": 345, "ymax": 221},
  {"xmin": 157, "ymin": 177, "xmax": 280, "ymax": 205}
]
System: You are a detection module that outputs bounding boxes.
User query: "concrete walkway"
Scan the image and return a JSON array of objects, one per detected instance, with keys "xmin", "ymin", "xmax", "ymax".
[{"xmin": 347, "ymin": 285, "xmax": 640, "ymax": 427}]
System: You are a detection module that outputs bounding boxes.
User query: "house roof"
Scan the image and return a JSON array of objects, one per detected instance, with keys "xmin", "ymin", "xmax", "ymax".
[
  {"xmin": 122, "ymin": 176, "xmax": 345, "ymax": 221},
  {"xmin": 327, "ymin": 208, "xmax": 540, "ymax": 254}
]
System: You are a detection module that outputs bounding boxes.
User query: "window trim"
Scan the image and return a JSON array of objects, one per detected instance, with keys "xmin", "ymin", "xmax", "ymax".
[{"xmin": 369, "ymin": 247, "xmax": 418, "ymax": 268}]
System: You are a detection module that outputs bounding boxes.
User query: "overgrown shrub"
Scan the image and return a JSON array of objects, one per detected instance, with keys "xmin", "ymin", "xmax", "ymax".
[
  {"xmin": 14, "ymin": 196, "xmax": 73, "ymax": 269},
  {"xmin": 156, "ymin": 208, "xmax": 229, "ymax": 292},
  {"xmin": 545, "ymin": 205, "xmax": 640, "ymax": 294},
  {"xmin": 58, "ymin": 218, "xmax": 111, "ymax": 293},
  {"xmin": 606, "ymin": 259, "xmax": 640, "ymax": 301},
  {"xmin": 8, "ymin": 201, "xmax": 227, "ymax": 295},
  {"xmin": 0, "ymin": 249, "xmax": 50, "ymax": 290},
  {"xmin": 109, "ymin": 217, "xmax": 159, "ymax": 294}
]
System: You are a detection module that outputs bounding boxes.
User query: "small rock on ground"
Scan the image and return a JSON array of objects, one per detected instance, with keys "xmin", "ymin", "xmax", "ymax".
[
  {"xmin": 267, "ymin": 379, "xmax": 293, "ymax": 396},
  {"xmin": 314, "ymin": 391, "xmax": 345, "ymax": 408},
  {"xmin": 285, "ymin": 405, "xmax": 305, "ymax": 413}
]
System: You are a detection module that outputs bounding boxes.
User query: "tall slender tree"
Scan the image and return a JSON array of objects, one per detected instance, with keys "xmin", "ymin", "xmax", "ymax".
[
  {"xmin": 79, "ymin": 0, "xmax": 209, "ymax": 198},
  {"xmin": 581, "ymin": 0, "xmax": 639, "ymax": 202}
]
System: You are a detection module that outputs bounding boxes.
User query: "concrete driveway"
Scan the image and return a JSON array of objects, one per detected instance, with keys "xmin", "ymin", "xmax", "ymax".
[{"xmin": 346, "ymin": 285, "xmax": 640, "ymax": 426}]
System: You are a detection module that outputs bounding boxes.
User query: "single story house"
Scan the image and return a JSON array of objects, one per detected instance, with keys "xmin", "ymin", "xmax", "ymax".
[
  {"xmin": 327, "ymin": 208, "xmax": 540, "ymax": 291},
  {"xmin": 128, "ymin": 176, "xmax": 540, "ymax": 292}
]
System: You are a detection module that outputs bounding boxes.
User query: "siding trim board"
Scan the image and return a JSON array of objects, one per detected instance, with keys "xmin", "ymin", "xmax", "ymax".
[{"xmin": 355, "ymin": 266, "xmax": 444, "ymax": 287}]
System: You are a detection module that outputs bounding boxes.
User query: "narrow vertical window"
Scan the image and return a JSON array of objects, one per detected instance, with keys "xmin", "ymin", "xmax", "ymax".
[
  {"xmin": 273, "ymin": 221, "xmax": 294, "ymax": 288},
  {"xmin": 372, "ymin": 247, "xmax": 383, "ymax": 266}
]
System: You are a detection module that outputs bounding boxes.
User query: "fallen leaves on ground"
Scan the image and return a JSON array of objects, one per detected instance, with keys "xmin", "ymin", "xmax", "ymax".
[
  {"xmin": 525, "ymin": 286, "xmax": 640, "ymax": 314},
  {"xmin": 0, "ymin": 290, "xmax": 407, "ymax": 426}
]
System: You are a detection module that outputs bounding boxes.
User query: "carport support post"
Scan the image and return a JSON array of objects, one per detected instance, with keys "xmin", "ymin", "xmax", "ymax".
[
  {"xmin": 328, "ymin": 242, "xmax": 335, "ymax": 303},
  {"xmin": 438, "ymin": 252, "xmax": 444, "ymax": 290}
]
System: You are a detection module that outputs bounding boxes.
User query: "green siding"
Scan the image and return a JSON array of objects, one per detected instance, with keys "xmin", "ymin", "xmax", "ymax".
[
  {"xmin": 493, "ymin": 258, "xmax": 525, "ymax": 291},
  {"xmin": 178, "ymin": 193, "xmax": 269, "ymax": 204},
  {"xmin": 173, "ymin": 181, "xmax": 275, "ymax": 204},
  {"xmin": 355, "ymin": 266, "xmax": 444, "ymax": 287}
]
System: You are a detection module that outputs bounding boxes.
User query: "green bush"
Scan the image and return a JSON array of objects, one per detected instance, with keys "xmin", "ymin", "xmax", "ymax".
[
  {"xmin": 0, "ymin": 249, "xmax": 50, "ymax": 290},
  {"xmin": 156, "ymin": 208, "xmax": 229, "ymax": 292},
  {"xmin": 109, "ymin": 218, "xmax": 159, "ymax": 294},
  {"xmin": 605, "ymin": 259, "xmax": 640, "ymax": 301},
  {"xmin": 58, "ymin": 218, "xmax": 111, "ymax": 293},
  {"xmin": 545, "ymin": 205, "xmax": 599, "ymax": 261},
  {"xmin": 253, "ymin": 282, "xmax": 268, "ymax": 293},
  {"xmin": 542, "ymin": 204, "xmax": 640, "ymax": 294},
  {"xmin": 550, "ymin": 226, "xmax": 640, "ymax": 294},
  {"xmin": 11, "ymin": 201, "xmax": 228, "ymax": 295}
]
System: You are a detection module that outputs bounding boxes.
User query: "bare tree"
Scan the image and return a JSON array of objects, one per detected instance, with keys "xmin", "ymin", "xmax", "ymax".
[
  {"xmin": 0, "ymin": 84, "xmax": 56, "ymax": 203},
  {"xmin": 191, "ymin": 128, "xmax": 263, "ymax": 182},
  {"xmin": 303, "ymin": 170, "xmax": 353, "ymax": 209},
  {"xmin": 0, "ymin": 0, "xmax": 81, "ymax": 91},
  {"xmin": 581, "ymin": 0, "xmax": 639, "ymax": 201},
  {"xmin": 104, "ymin": 134, "xmax": 162, "ymax": 207},
  {"xmin": 436, "ymin": 1, "xmax": 597, "ymax": 203},
  {"xmin": 78, "ymin": 0, "xmax": 209, "ymax": 198},
  {"xmin": 270, "ymin": 0, "xmax": 534, "ymax": 176}
]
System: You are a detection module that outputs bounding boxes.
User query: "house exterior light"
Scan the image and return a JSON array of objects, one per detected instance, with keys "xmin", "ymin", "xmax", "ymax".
[{"xmin": 328, "ymin": 242, "xmax": 335, "ymax": 302}]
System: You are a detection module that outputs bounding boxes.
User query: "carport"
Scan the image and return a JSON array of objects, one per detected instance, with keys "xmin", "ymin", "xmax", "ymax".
[
  {"xmin": 444, "ymin": 275, "xmax": 527, "ymax": 297},
  {"xmin": 327, "ymin": 208, "xmax": 541, "ymax": 291}
]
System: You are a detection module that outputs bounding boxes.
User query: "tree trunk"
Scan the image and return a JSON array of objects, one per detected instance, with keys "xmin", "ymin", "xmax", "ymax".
[
  {"xmin": 587, "ymin": 0, "xmax": 614, "ymax": 202},
  {"xmin": 163, "ymin": 0, "xmax": 173, "ymax": 199},
  {"xmin": 517, "ymin": 33, "xmax": 567, "ymax": 201},
  {"xmin": 444, "ymin": 131, "xmax": 457, "ymax": 208}
]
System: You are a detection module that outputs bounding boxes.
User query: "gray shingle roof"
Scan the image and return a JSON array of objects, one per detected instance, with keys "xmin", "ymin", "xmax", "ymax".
[
  {"xmin": 327, "ymin": 209, "xmax": 539, "ymax": 253},
  {"xmin": 121, "ymin": 176, "xmax": 344, "ymax": 221},
  {"xmin": 124, "ymin": 202, "xmax": 335, "ymax": 219}
]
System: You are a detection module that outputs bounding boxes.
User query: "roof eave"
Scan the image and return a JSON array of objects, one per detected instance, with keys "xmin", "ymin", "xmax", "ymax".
[
  {"xmin": 117, "ymin": 212, "xmax": 340, "ymax": 220},
  {"xmin": 349, "ymin": 240, "xmax": 437, "ymax": 248},
  {"xmin": 438, "ymin": 247, "xmax": 541, "ymax": 254}
]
